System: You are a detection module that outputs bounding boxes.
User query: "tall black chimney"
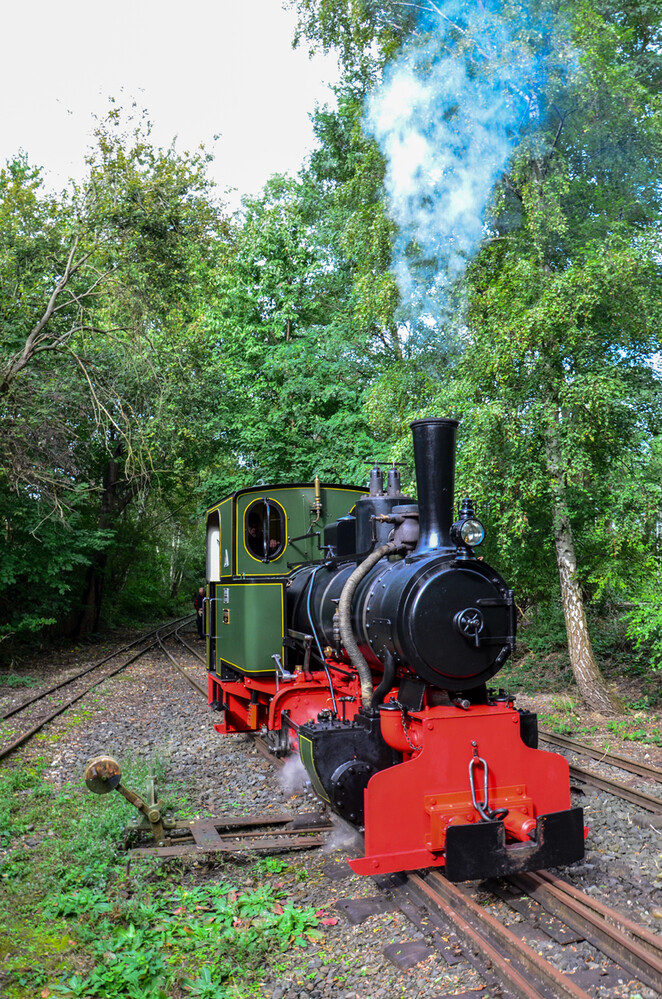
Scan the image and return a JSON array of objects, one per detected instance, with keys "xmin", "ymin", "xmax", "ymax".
[{"xmin": 410, "ymin": 418, "xmax": 458, "ymax": 553}]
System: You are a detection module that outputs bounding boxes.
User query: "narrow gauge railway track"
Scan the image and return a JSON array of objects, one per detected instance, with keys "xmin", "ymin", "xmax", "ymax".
[
  {"xmin": 168, "ymin": 622, "xmax": 207, "ymax": 665},
  {"xmin": 252, "ymin": 730, "xmax": 662, "ymax": 995},
  {"xmin": 393, "ymin": 867, "xmax": 662, "ymax": 998},
  {"xmin": 540, "ymin": 731, "xmax": 662, "ymax": 783},
  {"xmin": 567, "ymin": 764, "xmax": 662, "ymax": 814},
  {"xmin": 0, "ymin": 616, "xmax": 194, "ymax": 762},
  {"xmin": 155, "ymin": 622, "xmax": 207, "ymax": 697},
  {"xmin": 539, "ymin": 731, "xmax": 662, "ymax": 815},
  {"xmin": 163, "ymin": 632, "xmax": 280, "ymax": 762},
  {"xmin": 508, "ymin": 870, "xmax": 662, "ymax": 993},
  {"xmin": 396, "ymin": 869, "xmax": 591, "ymax": 999},
  {"xmin": 114, "ymin": 639, "xmax": 662, "ymax": 995}
]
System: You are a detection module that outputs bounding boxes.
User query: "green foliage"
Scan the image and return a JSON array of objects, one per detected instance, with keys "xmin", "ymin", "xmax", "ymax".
[
  {"xmin": 182, "ymin": 965, "xmax": 230, "ymax": 998},
  {"xmin": 0, "ymin": 108, "xmax": 227, "ymax": 641},
  {"xmin": 288, "ymin": 0, "xmax": 416, "ymax": 82},
  {"xmin": 0, "ymin": 481, "xmax": 114, "ymax": 643},
  {"xmin": 0, "ymin": 759, "xmax": 51, "ymax": 847},
  {"xmin": 538, "ymin": 696, "xmax": 585, "ymax": 736},
  {"xmin": 606, "ymin": 716, "xmax": 662, "ymax": 746},
  {"xmin": 47, "ymin": 887, "xmax": 114, "ymax": 917},
  {"xmin": 253, "ymin": 856, "xmax": 288, "ymax": 875},
  {"xmin": 499, "ymin": 647, "xmax": 573, "ymax": 696},
  {"xmin": 0, "ymin": 673, "xmax": 39, "ymax": 688},
  {"xmin": 195, "ymin": 164, "xmax": 391, "ymax": 498},
  {"xmin": 101, "ymin": 493, "xmax": 205, "ymax": 625},
  {"xmin": 519, "ymin": 603, "xmax": 569, "ymax": 655},
  {"xmin": 0, "ymin": 760, "xmax": 324, "ymax": 999},
  {"xmin": 628, "ymin": 692, "xmax": 661, "ymax": 710},
  {"xmin": 625, "ymin": 587, "xmax": 662, "ymax": 672}
]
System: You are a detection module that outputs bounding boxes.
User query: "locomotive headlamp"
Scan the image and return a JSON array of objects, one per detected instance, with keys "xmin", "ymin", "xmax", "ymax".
[
  {"xmin": 451, "ymin": 497, "xmax": 485, "ymax": 548},
  {"xmin": 459, "ymin": 519, "xmax": 485, "ymax": 546}
]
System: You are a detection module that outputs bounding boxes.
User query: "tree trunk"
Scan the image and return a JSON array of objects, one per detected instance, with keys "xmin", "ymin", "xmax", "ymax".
[
  {"xmin": 545, "ymin": 422, "xmax": 622, "ymax": 714},
  {"xmin": 76, "ymin": 555, "xmax": 108, "ymax": 637},
  {"xmin": 75, "ymin": 446, "xmax": 132, "ymax": 637},
  {"xmin": 169, "ymin": 529, "xmax": 184, "ymax": 598}
]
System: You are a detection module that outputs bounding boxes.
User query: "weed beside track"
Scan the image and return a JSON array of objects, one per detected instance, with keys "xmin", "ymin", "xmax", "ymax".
[
  {"xmin": 0, "ymin": 759, "xmax": 325, "ymax": 998},
  {"xmin": 2, "ymin": 629, "xmax": 662, "ymax": 999}
]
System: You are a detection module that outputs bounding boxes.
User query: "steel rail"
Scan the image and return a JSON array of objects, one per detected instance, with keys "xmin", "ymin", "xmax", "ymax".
[
  {"xmin": 511, "ymin": 870, "xmax": 662, "ymax": 994},
  {"xmin": 172, "ymin": 621, "xmax": 206, "ymax": 664},
  {"xmin": 155, "ymin": 624, "xmax": 208, "ymax": 698},
  {"xmin": 0, "ymin": 615, "xmax": 193, "ymax": 722},
  {"xmin": 0, "ymin": 636, "xmax": 162, "ymax": 762},
  {"xmin": 540, "ymin": 730, "xmax": 662, "ymax": 783},
  {"xmin": 568, "ymin": 763, "xmax": 662, "ymax": 813},
  {"xmin": 406, "ymin": 869, "xmax": 592, "ymax": 999}
]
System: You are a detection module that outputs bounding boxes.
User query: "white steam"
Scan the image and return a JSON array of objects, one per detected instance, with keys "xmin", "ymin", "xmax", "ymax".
[
  {"xmin": 322, "ymin": 820, "xmax": 363, "ymax": 856},
  {"xmin": 365, "ymin": 1, "xmax": 540, "ymax": 324},
  {"xmin": 279, "ymin": 754, "xmax": 308, "ymax": 794}
]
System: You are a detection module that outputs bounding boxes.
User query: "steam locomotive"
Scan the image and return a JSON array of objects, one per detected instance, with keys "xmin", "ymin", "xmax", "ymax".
[{"xmin": 204, "ymin": 418, "xmax": 584, "ymax": 880}]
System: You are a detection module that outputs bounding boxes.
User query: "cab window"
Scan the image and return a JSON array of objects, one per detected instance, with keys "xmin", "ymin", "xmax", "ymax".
[{"xmin": 245, "ymin": 499, "xmax": 285, "ymax": 561}]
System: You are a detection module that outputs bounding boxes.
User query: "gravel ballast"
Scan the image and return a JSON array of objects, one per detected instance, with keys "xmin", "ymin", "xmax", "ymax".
[{"xmin": 2, "ymin": 632, "xmax": 661, "ymax": 998}]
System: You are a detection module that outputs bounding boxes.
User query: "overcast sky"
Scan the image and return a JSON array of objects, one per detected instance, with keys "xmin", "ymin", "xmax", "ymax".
[{"xmin": 0, "ymin": 1, "xmax": 339, "ymax": 206}]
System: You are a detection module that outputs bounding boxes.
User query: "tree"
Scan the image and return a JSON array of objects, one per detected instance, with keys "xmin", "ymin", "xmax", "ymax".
[
  {"xmin": 195, "ymin": 168, "xmax": 392, "ymax": 498},
  {"xmin": 288, "ymin": 0, "xmax": 417, "ymax": 83},
  {"xmin": 287, "ymin": 0, "xmax": 662, "ymax": 711},
  {"xmin": 0, "ymin": 110, "xmax": 229, "ymax": 640},
  {"xmin": 455, "ymin": 1, "xmax": 662, "ymax": 712}
]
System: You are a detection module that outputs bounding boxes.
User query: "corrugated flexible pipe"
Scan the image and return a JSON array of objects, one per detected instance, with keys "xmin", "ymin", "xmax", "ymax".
[{"xmin": 338, "ymin": 542, "xmax": 405, "ymax": 711}]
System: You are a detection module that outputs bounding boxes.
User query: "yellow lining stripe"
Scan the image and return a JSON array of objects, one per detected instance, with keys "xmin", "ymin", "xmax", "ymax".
[
  {"xmin": 299, "ymin": 734, "xmax": 330, "ymax": 801},
  {"xmin": 207, "ymin": 496, "xmax": 232, "ymax": 516},
  {"xmin": 219, "ymin": 581, "xmax": 285, "ymax": 674},
  {"xmin": 240, "ymin": 497, "xmax": 288, "ymax": 565}
]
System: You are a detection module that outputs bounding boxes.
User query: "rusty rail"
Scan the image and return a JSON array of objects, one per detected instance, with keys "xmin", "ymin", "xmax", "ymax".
[
  {"xmin": 568, "ymin": 764, "xmax": 662, "ymax": 813},
  {"xmin": 129, "ymin": 810, "xmax": 332, "ymax": 857},
  {"xmin": 155, "ymin": 623, "xmax": 208, "ymax": 698},
  {"xmin": 511, "ymin": 870, "xmax": 662, "ymax": 994},
  {"xmin": 0, "ymin": 622, "xmax": 185, "ymax": 762},
  {"xmin": 0, "ymin": 615, "xmax": 193, "ymax": 722},
  {"xmin": 540, "ymin": 731, "xmax": 662, "ymax": 783},
  {"xmin": 404, "ymin": 869, "xmax": 592, "ymax": 999},
  {"xmin": 172, "ymin": 621, "xmax": 206, "ymax": 665}
]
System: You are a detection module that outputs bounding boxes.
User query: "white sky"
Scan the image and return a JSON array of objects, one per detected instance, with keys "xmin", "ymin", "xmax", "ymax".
[{"xmin": 0, "ymin": 1, "xmax": 339, "ymax": 207}]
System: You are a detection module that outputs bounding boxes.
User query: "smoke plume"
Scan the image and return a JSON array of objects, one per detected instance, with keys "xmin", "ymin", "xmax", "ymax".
[{"xmin": 365, "ymin": 0, "xmax": 546, "ymax": 327}]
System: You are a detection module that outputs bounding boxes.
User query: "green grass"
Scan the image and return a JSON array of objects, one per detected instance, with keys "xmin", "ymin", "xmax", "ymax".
[
  {"xmin": 605, "ymin": 716, "xmax": 662, "ymax": 747},
  {"xmin": 0, "ymin": 674, "xmax": 40, "ymax": 689},
  {"xmin": 0, "ymin": 759, "xmax": 323, "ymax": 998},
  {"xmin": 538, "ymin": 699, "xmax": 596, "ymax": 737},
  {"xmin": 537, "ymin": 695, "xmax": 662, "ymax": 746}
]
